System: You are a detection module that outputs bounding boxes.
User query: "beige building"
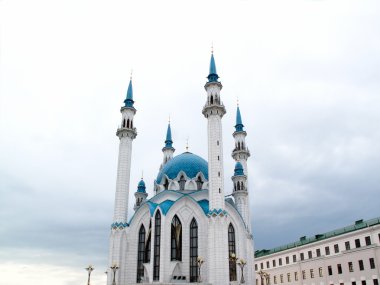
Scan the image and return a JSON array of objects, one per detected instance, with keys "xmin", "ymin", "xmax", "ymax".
[{"xmin": 255, "ymin": 217, "xmax": 380, "ymax": 285}]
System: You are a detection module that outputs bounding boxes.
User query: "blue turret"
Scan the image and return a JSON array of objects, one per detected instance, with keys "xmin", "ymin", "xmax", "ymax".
[
  {"xmin": 235, "ymin": 106, "xmax": 244, "ymax": 132},
  {"xmin": 124, "ymin": 79, "xmax": 135, "ymax": 108},
  {"xmin": 234, "ymin": 162, "xmax": 244, "ymax": 176},
  {"xmin": 207, "ymin": 53, "xmax": 219, "ymax": 82},
  {"xmin": 164, "ymin": 123, "xmax": 173, "ymax": 148},
  {"xmin": 137, "ymin": 179, "xmax": 146, "ymax": 193},
  {"xmin": 134, "ymin": 178, "xmax": 148, "ymax": 211}
]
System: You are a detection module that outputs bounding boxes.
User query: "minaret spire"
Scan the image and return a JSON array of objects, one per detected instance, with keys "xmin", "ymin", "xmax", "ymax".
[
  {"xmin": 235, "ymin": 105, "xmax": 244, "ymax": 132},
  {"xmin": 124, "ymin": 77, "xmax": 134, "ymax": 108},
  {"xmin": 160, "ymin": 121, "xmax": 175, "ymax": 169}
]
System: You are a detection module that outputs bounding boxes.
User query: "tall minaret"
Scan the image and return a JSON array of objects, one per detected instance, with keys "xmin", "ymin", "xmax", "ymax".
[
  {"xmin": 202, "ymin": 51, "xmax": 229, "ymax": 285},
  {"xmin": 231, "ymin": 105, "xmax": 251, "ymax": 232},
  {"xmin": 160, "ymin": 122, "xmax": 175, "ymax": 170}
]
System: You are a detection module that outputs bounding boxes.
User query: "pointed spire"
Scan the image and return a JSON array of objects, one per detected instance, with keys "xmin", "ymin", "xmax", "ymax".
[
  {"xmin": 208, "ymin": 51, "xmax": 219, "ymax": 82},
  {"xmin": 235, "ymin": 105, "xmax": 244, "ymax": 132},
  {"xmin": 137, "ymin": 178, "xmax": 146, "ymax": 193},
  {"xmin": 124, "ymin": 75, "xmax": 135, "ymax": 108},
  {"xmin": 164, "ymin": 122, "xmax": 173, "ymax": 148}
]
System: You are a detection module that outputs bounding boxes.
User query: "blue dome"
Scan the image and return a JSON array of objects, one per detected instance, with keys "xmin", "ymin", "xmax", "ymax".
[
  {"xmin": 234, "ymin": 162, "xmax": 244, "ymax": 176},
  {"xmin": 137, "ymin": 179, "xmax": 146, "ymax": 193},
  {"xmin": 156, "ymin": 152, "xmax": 208, "ymax": 183}
]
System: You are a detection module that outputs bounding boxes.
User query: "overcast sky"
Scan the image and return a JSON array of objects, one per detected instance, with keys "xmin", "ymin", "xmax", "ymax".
[{"xmin": 1, "ymin": 0, "xmax": 380, "ymax": 284}]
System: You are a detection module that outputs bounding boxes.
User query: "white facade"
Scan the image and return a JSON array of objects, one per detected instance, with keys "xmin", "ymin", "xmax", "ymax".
[
  {"xmin": 255, "ymin": 218, "xmax": 380, "ymax": 285},
  {"xmin": 107, "ymin": 53, "xmax": 255, "ymax": 285}
]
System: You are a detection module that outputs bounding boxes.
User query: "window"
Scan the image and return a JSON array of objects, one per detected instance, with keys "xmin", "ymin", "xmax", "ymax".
[
  {"xmin": 228, "ymin": 224, "xmax": 237, "ymax": 281},
  {"xmin": 179, "ymin": 175, "xmax": 186, "ymax": 190},
  {"xmin": 319, "ymin": 267, "xmax": 323, "ymax": 277},
  {"xmin": 352, "ymin": 282, "xmax": 357, "ymax": 285},
  {"xmin": 337, "ymin": 264, "xmax": 342, "ymax": 274},
  {"xmin": 325, "ymin": 246, "xmax": 330, "ymax": 255},
  {"xmin": 286, "ymin": 256, "xmax": 289, "ymax": 264},
  {"xmin": 267, "ymin": 261, "xmax": 270, "ymax": 269},
  {"xmin": 260, "ymin": 263, "xmax": 263, "ymax": 269},
  {"xmin": 378, "ymin": 233, "xmax": 380, "ymax": 243},
  {"xmin": 287, "ymin": 273, "xmax": 291, "ymax": 282},
  {"xmin": 302, "ymin": 270, "xmax": 306, "ymax": 280},
  {"xmin": 196, "ymin": 176, "xmax": 203, "ymax": 190},
  {"xmin": 374, "ymin": 279, "xmax": 379, "ymax": 285},
  {"xmin": 278, "ymin": 258, "xmax": 282, "ymax": 266},
  {"xmin": 310, "ymin": 269, "xmax": 314, "ymax": 278},
  {"xmin": 334, "ymin": 244, "xmax": 339, "ymax": 253},
  {"xmin": 316, "ymin": 248, "xmax": 321, "ymax": 257},
  {"xmin": 370, "ymin": 258, "xmax": 375, "ymax": 269},
  {"xmin": 153, "ymin": 211, "xmax": 161, "ymax": 281},
  {"xmin": 345, "ymin": 241, "xmax": 351, "ymax": 250},
  {"xmin": 294, "ymin": 272, "xmax": 298, "ymax": 281},
  {"xmin": 145, "ymin": 221, "xmax": 151, "ymax": 263},
  {"xmin": 359, "ymin": 260, "xmax": 364, "ymax": 271},
  {"xmin": 163, "ymin": 179, "xmax": 169, "ymax": 190},
  {"xmin": 300, "ymin": 253, "xmax": 304, "ymax": 261},
  {"xmin": 362, "ymin": 281, "xmax": 367, "ymax": 285},
  {"xmin": 255, "ymin": 264, "xmax": 258, "ymax": 271},
  {"xmin": 308, "ymin": 251, "xmax": 312, "ymax": 259},
  {"xmin": 280, "ymin": 274, "xmax": 284, "ymax": 283},
  {"xmin": 366, "ymin": 236, "xmax": 372, "ymax": 246},
  {"xmin": 355, "ymin": 238, "xmax": 361, "ymax": 248},
  {"xmin": 137, "ymin": 225, "xmax": 146, "ymax": 283},
  {"xmin": 328, "ymin": 265, "xmax": 333, "ymax": 276},
  {"xmin": 274, "ymin": 276, "xmax": 277, "ymax": 284},
  {"xmin": 293, "ymin": 255, "xmax": 296, "ymax": 262},
  {"xmin": 189, "ymin": 218, "xmax": 198, "ymax": 282},
  {"xmin": 171, "ymin": 215, "xmax": 182, "ymax": 261},
  {"xmin": 349, "ymin": 261, "xmax": 353, "ymax": 272}
]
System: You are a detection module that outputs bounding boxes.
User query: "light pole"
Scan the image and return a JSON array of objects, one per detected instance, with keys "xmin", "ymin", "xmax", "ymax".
[
  {"xmin": 237, "ymin": 259, "xmax": 247, "ymax": 284},
  {"xmin": 110, "ymin": 263, "xmax": 119, "ymax": 285},
  {"xmin": 197, "ymin": 256, "xmax": 204, "ymax": 283},
  {"xmin": 85, "ymin": 265, "xmax": 94, "ymax": 285}
]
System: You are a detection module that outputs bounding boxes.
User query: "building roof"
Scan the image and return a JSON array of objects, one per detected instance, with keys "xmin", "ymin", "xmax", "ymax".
[
  {"xmin": 255, "ymin": 216, "xmax": 380, "ymax": 258},
  {"xmin": 235, "ymin": 106, "xmax": 244, "ymax": 132},
  {"xmin": 156, "ymin": 152, "xmax": 208, "ymax": 184},
  {"xmin": 136, "ymin": 179, "xmax": 146, "ymax": 193},
  {"xmin": 164, "ymin": 123, "xmax": 173, "ymax": 149},
  {"xmin": 124, "ymin": 79, "xmax": 135, "ymax": 108},
  {"xmin": 234, "ymin": 162, "xmax": 244, "ymax": 176}
]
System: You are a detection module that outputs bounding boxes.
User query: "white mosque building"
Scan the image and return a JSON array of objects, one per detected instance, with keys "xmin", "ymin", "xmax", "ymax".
[{"xmin": 107, "ymin": 52, "xmax": 255, "ymax": 285}]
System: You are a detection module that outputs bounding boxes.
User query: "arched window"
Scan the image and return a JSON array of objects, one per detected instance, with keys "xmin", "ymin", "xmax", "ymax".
[
  {"xmin": 131, "ymin": 120, "xmax": 133, "ymax": 128},
  {"xmin": 196, "ymin": 176, "xmax": 203, "ymax": 190},
  {"xmin": 179, "ymin": 175, "xmax": 186, "ymax": 191},
  {"xmin": 228, "ymin": 223, "xmax": 237, "ymax": 281},
  {"xmin": 237, "ymin": 182, "xmax": 241, "ymax": 191},
  {"xmin": 153, "ymin": 211, "xmax": 161, "ymax": 281},
  {"xmin": 127, "ymin": 119, "xmax": 130, "ymax": 128},
  {"xmin": 137, "ymin": 225, "xmax": 145, "ymax": 283},
  {"xmin": 163, "ymin": 179, "xmax": 169, "ymax": 190},
  {"xmin": 145, "ymin": 220, "xmax": 151, "ymax": 263},
  {"xmin": 171, "ymin": 215, "xmax": 182, "ymax": 261},
  {"xmin": 123, "ymin": 118, "xmax": 126, "ymax": 128},
  {"xmin": 210, "ymin": 95, "xmax": 214, "ymax": 104},
  {"xmin": 189, "ymin": 218, "xmax": 198, "ymax": 282}
]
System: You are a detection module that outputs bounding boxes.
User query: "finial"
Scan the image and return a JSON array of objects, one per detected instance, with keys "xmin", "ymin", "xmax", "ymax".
[
  {"xmin": 211, "ymin": 41, "xmax": 214, "ymax": 54},
  {"xmin": 168, "ymin": 115, "xmax": 170, "ymax": 124},
  {"xmin": 237, "ymin": 97, "xmax": 239, "ymax": 107},
  {"xmin": 141, "ymin": 170, "xmax": 143, "ymax": 180},
  {"xmin": 186, "ymin": 137, "xmax": 189, "ymax": 151},
  {"xmin": 130, "ymin": 69, "xmax": 133, "ymax": 80}
]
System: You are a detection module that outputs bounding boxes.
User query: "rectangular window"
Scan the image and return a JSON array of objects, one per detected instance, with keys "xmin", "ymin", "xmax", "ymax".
[
  {"xmin": 300, "ymin": 253, "xmax": 304, "ymax": 261},
  {"xmin": 370, "ymin": 258, "xmax": 375, "ymax": 269},
  {"xmin": 316, "ymin": 248, "xmax": 321, "ymax": 257},
  {"xmin": 310, "ymin": 269, "xmax": 314, "ymax": 278},
  {"xmin": 352, "ymin": 282, "xmax": 357, "ymax": 285},
  {"xmin": 273, "ymin": 260, "xmax": 276, "ymax": 267},
  {"xmin": 302, "ymin": 270, "xmax": 306, "ymax": 280},
  {"xmin": 287, "ymin": 273, "xmax": 291, "ymax": 282},
  {"xmin": 279, "ymin": 258, "xmax": 282, "ymax": 266},
  {"xmin": 280, "ymin": 274, "xmax": 283, "ymax": 283},
  {"xmin": 345, "ymin": 241, "xmax": 351, "ymax": 250},
  {"xmin": 362, "ymin": 281, "xmax": 367, "ymax": 285},
  {"xmin": 337, "ymin": 264, "xmax": 342, "ymax": 274},
  {"xmin": 294, "ymin": 272, "xmax": 298, "ymax": 281},
  {"xmin": 355, "ymin": 238, "xmax": 361, "ymax": 248},
  {"xmin": 255, "ymin": 264, "xmax": 258, "ymax": 271},
  {"xmin": 267, "ymin": 261, "xmax": 270, "ymax": 269},
  {"xmin": 374, "ymin": 279, "xmax": 379, "ymax": 285},
  {"xmin": 328, "ymin": 265, "xmax": 333, "ymax": 276},
  {"xmin": 378, "ymin": 233, "xmax": 380, "ymax": 243},
  {"xmin": 308, "ymin": 250, "xmax": 312, "ymax": 259},
  {"xmin": 349, "ymin": 261, "xmax": 354, "ymax": 272},
  {"xmin": 325, "ymin": 246, "xmax": 330, "ymax": 255},
  {"xmin": 260, "ymin": 262, "xmax": 263, "ymax": 269},
  {"xmin": 319, "ymin": 267, "xmax": 323, "ymax": 277},
  {"xmin": 359, "ymin": 259, "xmax": 364, "ymax": 271},
  {"xmin": 286, "ymin": 256, "xmax": 289, "ymax": 264},
  {"xmin": 334, "ymin": 244, "xmax": 339, "ymax": 253},
  {"xmin": 274, "ymin": 275, "xmax": 277, "ymax": 284},
  {"xmin": 366, "ymin": 236, "xmax": 372, "ymax": 246},
  {"xmin": 293, "ymin": 255, "xmax": 297, "ymax": 262}
]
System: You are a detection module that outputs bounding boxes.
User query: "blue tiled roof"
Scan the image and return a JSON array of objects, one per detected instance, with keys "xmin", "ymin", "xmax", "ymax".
[
  {"xmin": 137, "ymin": 179, "xmax": 146, "ymax": 193},
  {"xmin": 235, "ymin": 106, "xmax": 244, "ymax": 132},
  {"xmin": 164, "ymin": 123, "xmax": 173, "ymax": 148},
  {"xmin": 124, "ymin": 79, "xmax": 134, "ymax": 107},
  {"xmin": 156, "ymin": 152, "xmax": 208, "ymax": 184},
  {"xmin": 234, "ymin": 162, "xmax": 244, "ymax": 176},
  {"xmin": 208, "ymin": 53, "xmax": 219, "ymax": 82}
]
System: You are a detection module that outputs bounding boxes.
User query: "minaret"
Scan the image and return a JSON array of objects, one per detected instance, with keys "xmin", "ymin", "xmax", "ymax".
[
  {"xmin": 160, "ymin": 122, "xmax": 175, "ymax": 169},
  {"xmin": 134, "ymin": 178, "xmax": 148, "ymax": 211},
  {"xmin": 231, "ymin": 105, "xmax": 251, "ymax": 232},
  {"xmin": 202, "ymin": 51, "xmax": 229, "ymax": 285},
  {"xmin": 113, "ymin": 77, "xmax": 137, "ymax": 223},
  {"xmin": 231, "ymin": 162, "xmax": 249, "ymax": 230}
]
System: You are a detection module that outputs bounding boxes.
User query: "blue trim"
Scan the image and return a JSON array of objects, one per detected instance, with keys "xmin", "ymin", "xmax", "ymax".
[
  {"xmin": 111, "ymin": 222, "xmax": 129, "ymax": 229},
  {"xmin": 124, "ymin": 79, "xmax": 135, "ymax": 107},
  {"xmin": 235, "ymin": 106, "xmax": 244, "ymax": 132},
  {"xmin": 208, "ymin": 53, "xmax": 219, "ymax": 82},
  {"xmin": 165, "ymin": 123, "xmax": 173, "ymax": 148}
]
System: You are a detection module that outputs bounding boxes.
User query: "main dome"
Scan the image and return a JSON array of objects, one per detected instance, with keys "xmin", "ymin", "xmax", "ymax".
[{"xmin": 156, "ymin": 152, "xmax": 208, "ymax": 183}]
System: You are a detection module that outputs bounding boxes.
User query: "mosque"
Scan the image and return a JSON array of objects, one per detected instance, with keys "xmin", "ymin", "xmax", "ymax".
[{"xmin": 107, "ymin": 52, "xmax": 255, "ymax": 285}]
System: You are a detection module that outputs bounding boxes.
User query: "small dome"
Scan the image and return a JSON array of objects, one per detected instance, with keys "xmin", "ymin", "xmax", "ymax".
[
  {"xmin": 137, "ymin": 179, "xmax": 146, "ymax": 193},
  {"xmin": 156, "ymin": 152, "xmax": 208, "ymax": 184},
  {"xmin": 234, "ymin": 162, "xmax": 244, "ymax": 176}
]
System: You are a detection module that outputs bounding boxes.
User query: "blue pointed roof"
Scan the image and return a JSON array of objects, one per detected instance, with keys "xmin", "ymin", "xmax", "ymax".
[
  {"xmin": 234, "ymin": 162, "xmax": 244, "ymax": 176},
  {"xmin": 207, "ymin": 53, "xmax": 219, "ymax": 82},
  {"xmin": 123, "ymin": 79, "xmax": 135, "ymax": 108},
  {"xmin": 235, "ymin": 106, "xmax": 244, "ymax": 132},
  {"xmin": 164, "ymin": 123, "xmax": 173, "ymax": 148},
  {"xmin": 137, "ymin": 179, "xmax": 146, "ymax": 193}
]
